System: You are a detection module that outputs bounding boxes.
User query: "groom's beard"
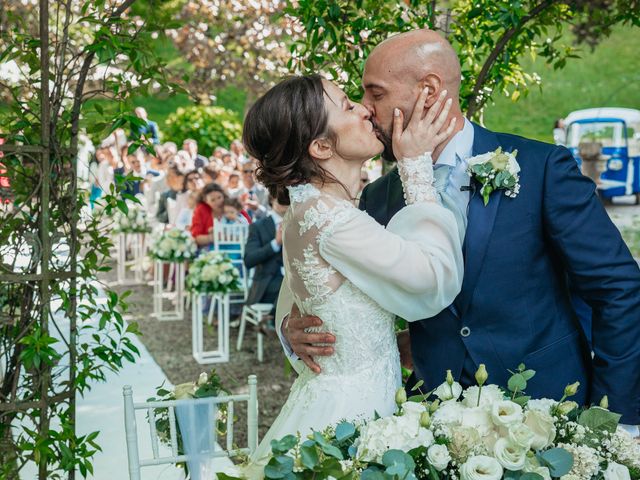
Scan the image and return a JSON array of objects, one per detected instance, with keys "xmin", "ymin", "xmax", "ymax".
[{"xmin": 373, "ymin": 123, "xmax": 397, "ymax": 163}]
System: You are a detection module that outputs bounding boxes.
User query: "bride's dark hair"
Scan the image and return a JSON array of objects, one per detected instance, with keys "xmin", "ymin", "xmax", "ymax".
[{"xmin": 242, "ymin": 74, "xmax": 344, "ymax": 205}]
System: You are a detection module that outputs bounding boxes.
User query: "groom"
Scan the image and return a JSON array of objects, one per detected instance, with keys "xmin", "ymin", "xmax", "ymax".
[{"xmin": 278, "ymin": 29, "xmax": 640, "ymax": 430}]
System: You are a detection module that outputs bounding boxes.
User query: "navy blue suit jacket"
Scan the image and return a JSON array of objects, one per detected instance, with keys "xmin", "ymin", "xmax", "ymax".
[{"xmin": 359, "ymin": 123, "xmax": 640, "ymax": 423}]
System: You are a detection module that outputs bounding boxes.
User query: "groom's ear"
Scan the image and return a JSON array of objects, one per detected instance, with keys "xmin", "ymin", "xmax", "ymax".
[
  {"xmin": 308, "ymin": 137, "xmax": 333, "ymax": 161},
  {"xmin": 421, "ymin": 74, "xmax": 442, "ymax": 108}
]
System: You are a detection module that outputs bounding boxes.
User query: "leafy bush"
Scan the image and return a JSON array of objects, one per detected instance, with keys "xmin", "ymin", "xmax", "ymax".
[{"xmin": 164, "ymin": 105, "xmax": 242, "ymax": 157}]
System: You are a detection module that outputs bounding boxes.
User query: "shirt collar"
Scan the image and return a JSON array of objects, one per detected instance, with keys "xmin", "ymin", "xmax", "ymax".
[
  {"xmin": 269, "ymin": 210, "xmax": 283, "ymax": 225},
  {"xmin": 435, "ymin": 118, "xmax": 474, "ymax": 167}
]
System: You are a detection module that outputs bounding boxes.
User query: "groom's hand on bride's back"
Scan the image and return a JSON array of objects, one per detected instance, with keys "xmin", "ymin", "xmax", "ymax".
[{"xmin": 283, "ymin": 304, "xmax": 335, "ymax": 374}]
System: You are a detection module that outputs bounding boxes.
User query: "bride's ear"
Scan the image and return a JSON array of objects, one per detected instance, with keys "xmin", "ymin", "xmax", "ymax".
[{"xmin": 308, "ymin": 137, "xmax": 333, "ymax": 161}]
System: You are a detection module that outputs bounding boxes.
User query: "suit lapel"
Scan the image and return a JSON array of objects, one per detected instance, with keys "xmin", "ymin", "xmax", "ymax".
[
  {"xmin": 386, "ymin": 168, "xmax": 405, "ymax": 225},
  {"xmin": 455, "ymin": 124, "xmax": 502, "ymax": 318}
]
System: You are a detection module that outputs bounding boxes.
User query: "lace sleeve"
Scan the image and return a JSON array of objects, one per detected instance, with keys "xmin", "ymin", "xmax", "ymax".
[{"xmin": 397, "ymin": 152, "xmax": 437, "ymax": 204}]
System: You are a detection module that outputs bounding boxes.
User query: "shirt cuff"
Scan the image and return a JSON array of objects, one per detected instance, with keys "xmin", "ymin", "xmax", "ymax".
[
  {"xmin": 275, "ymin": 314, "xmax": 299, "ymax": 362},
  {"xmin": 619, "ymin": 423, "xmax": 640, "ymax": 438},
  {"xmin": 270, "ymin": 239, "xmax": 281, "ymax": 252}
]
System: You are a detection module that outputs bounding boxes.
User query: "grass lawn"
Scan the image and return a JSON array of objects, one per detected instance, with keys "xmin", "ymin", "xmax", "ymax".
[{"xmin": 483, "ymin": 26, "xmax": 640, "ymax": 143}]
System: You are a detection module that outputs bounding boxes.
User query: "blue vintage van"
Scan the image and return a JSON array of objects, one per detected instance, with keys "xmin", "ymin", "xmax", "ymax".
[{"xmin": 565, "ymin": 107, "xmax": 640, "ymax": 203}]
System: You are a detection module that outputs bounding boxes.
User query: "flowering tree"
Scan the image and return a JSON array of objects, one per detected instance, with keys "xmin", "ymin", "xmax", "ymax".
[{"xmin": 166, "ymin": 0, "xmax": 304, "ymax": 105}]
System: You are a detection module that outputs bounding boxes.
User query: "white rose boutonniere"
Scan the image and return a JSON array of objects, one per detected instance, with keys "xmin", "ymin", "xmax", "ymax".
[{"xmin": 467, "ymin": 147, "xmax": 521, "ymax": 205}]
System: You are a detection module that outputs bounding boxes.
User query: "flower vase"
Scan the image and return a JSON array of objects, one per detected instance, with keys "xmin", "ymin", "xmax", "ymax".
[
  {"xmin": 152, "ymin": 260, "xmax": 186, "ymax": 321},
  {"xmin": 191, "ymin": 292, "xmax": 230, "ymax": 364}
]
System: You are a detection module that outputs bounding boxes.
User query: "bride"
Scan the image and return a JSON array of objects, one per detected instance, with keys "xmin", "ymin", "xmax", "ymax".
[{"xmin": 240, "ymin": 74, "xmax": 464, "ymax": 476}]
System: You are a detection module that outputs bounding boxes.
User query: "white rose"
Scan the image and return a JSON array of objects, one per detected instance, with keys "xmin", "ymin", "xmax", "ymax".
[
  {"xmin": 434, "ymin": 380, "xmax": 463, "ymax": 402},
  {"xmin": 461, "ymin": 406, "xmax": 494, "ymax": 437},
  {"xmin": 432, "ymin": 401, "xmax": 464, "ymax": 426},
  {"xmin": 508, "ymin": 423, "xmax": 535, "ymax": 449},
  {"xmin": 493, "ymin": 437, "xmax": 527, "ymax": 471},
  {"xmin": 460, "ymin": 455, "xmax": 503, "ymax": 480},
  {"xmin": 427, "ymin": 444, "xmax": 451, "ymax": 471},
  {"xmin": 604, "ymin": 463, "xmax": 631, "ymax": 480},
  {"xmin": 524, "ymin": 409, "xmax": 556, "ymax": 450},
  {"xmin": 506, "ymin": 153, "xmax": 520, "ymax": 176},
  {"xmin": 491, "ymin": 400, "xmax": 524, "ymax": 427},
  {"xmin": 219, "ymin": 273, "xmax": 232, "ymax": 285},
  {"xmin": 197, "ymin": 372, "xmax": 208, "ymax": 386},
  {"xmin": 526, "ymin": 398, "xmax": 557, "ymax": 414},
  {"xmin": 462, "ymin": 384, "xmax": 505, "ymax": 408}
]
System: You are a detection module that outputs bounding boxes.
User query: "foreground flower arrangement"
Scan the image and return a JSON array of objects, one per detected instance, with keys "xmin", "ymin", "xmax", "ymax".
[
  {"xmin": 148, "ymin": 228, "xmax": 198, "ymax": 263},
  {"xmin": 253, "ymin": 365, "xmax": 639, "ymax": 480},
  {"xmin": 185, "ymin": 251, "xmax": 241, "ymax": 294}
]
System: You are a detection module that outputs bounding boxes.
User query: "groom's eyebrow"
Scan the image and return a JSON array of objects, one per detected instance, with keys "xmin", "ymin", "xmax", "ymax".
[{"xmin": 363, "ymin": 82, "xmax": 385, "ymax": 91}]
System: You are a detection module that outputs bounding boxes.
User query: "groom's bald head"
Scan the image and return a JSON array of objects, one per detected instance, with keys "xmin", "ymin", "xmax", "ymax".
[{"xmin": 362, "ymin": 29, "xmax": 464, "ymax": 161}]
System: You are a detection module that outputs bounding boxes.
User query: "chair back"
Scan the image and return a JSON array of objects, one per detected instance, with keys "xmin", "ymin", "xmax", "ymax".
[
  {"xmin": 123, "ymin": 375, "xmax": 258, "ymax": 480},
  {"xmin": 213, "ymin": 223, "xmax": 249, "ymax": 301}
]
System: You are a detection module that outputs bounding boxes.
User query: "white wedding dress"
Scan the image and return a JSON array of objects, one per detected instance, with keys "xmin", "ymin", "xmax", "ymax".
[{"xmin": 242, "ymin": 153, "xmax": 465, "ymax": 478}]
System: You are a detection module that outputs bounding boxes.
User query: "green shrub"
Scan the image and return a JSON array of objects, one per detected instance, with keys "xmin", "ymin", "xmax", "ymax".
[{"xmin": 164, "ymin": 105, "xmax": 242, "ymax": 157}]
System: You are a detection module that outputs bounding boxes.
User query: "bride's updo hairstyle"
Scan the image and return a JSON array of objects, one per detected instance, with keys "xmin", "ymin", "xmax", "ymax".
[{"xmin": 242, "ymin": 74, "xmax": 339, "ymax": 205}]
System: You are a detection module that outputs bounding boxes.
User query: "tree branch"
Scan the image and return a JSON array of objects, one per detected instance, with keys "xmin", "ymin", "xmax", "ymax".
[{"xmin": 466, "ymin": 0, "xmax": 556, "ymax": 118}]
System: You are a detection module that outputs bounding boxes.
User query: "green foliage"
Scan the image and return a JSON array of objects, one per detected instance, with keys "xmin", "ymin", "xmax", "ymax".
[
  {"xmin": 0, "ymin": 0, "xmax": 184, "ymax": 477},
  {"xmin": 577, "ymin": 407, "xmax": 622, "ymax": 434},
  {"xmin": 620, "ymin": 217, "xmax": 640, "ymax": 259},
  {"xmin": 285, "ymin": 0, "xmax": 640, "ymax": 120},
  {"xmin": 163, "ymin": 105, "xmax": 242, "ymax": 157}
]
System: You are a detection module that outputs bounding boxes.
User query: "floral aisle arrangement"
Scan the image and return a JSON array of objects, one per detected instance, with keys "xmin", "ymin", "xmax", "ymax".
[
  {"xmin": 256, "ymin": 365, "xmax": 639, "ymax": 480},
  {"xmin": 113, "ymin": 202, "xmax": 151, "ymax": 234},
  {"xmin": 148, "ymin": 370, "xmax": 229, "ymax": 469},
  {"xmin": 185, "ymin": 251, "xmax": 241, "ymax": 294},
  {"xmin": 148, "ymin": 228, "xmax": 197, "ymax": 263}
]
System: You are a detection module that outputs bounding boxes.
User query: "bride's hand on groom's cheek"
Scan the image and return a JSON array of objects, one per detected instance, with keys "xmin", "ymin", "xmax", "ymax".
[{"xmin": 284, "ymin": 307, "xmax": 335, "ymax": 374}]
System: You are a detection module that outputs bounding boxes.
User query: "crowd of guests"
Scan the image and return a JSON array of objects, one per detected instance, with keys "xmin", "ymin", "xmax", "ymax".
[{"xmin": 87, "ymin": 107, "xmax": 380, "ymax": 320}]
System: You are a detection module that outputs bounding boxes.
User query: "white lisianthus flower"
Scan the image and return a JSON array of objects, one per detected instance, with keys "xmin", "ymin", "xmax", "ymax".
[
  {"xmin": 460, "ymin": 455, "xmax": 503, "ymax": 480},
  {"xmin": 461, "ymin": 406, "xmax": 494, "ymax": 437},
  {"xmin": 493, "ymin": 437, "xmax": 527, "ymax": 471},
  {"xmin": 491, "ymin": 400, "xmax": 524, "ymax": 427},
  {"xmin": 462, "ymin": 384, "xmax": 505, "ymax": 408},
  {"xmin": 604, "ymin": 462, "xmax": 631, "ymax": 480},
  {"xmin": 434, "ymin": 380, "xmax": 463, "ymax": 401},
  {"xmin": 508, "ymin": 423, "xmax": 535, "ymax": 449},
  {"xmin": 197, "ymin": 372, "xmax": 208, "ymax": 386},
  {"xmin": 526, "ymin": 398, "xmax": 557, "ymax": 414},
  {"xmin": 427, "ymin": 444, "xmax": 451, "ymax": 471},
  {"xmin": 524, "ymin": 409, "xmax": 556, "ymax": 450}
]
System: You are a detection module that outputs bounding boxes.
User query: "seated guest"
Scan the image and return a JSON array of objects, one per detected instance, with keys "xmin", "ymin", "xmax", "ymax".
[
  {"xmin": 183, "ymin": 138, "xmax": 208, "ymax": 169},
  {"xmin": 202, "ymin": 164, "xmax": 220, "ymax": 184},
  {"xmin": 191, "ymin": 183, "xmax": 226, "ymax": 248},
  {"xmin": 243, "ymin": 196, "xmax": 288, "ymax": 318},
  {"xmin": 226, "ymin": 171, "xmax": 243, "ymax": 198},
  {"xmin": 221, "ymin": 197, "xmax": 251, "ymax": 225},
  {"xmin": 239, "ymin": 160, "xmax": 269, "ymax": 220},
  {"xmin": 175, "ymin": 191, "xmax": 198, "ymax": 231},
  {"xmin": 156, "ymin": 166, "xmax": 184, "ymax": 224}
]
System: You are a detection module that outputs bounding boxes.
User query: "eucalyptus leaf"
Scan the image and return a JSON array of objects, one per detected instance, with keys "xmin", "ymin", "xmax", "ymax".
[
  {"xmin": 335, "ymin": 422, "xmax": 356, "ymax": 442},
  {"xmin": 537, "ymin": 448, "xmax": 574, "ymax": 477},
  {"xmin": 264, "ymin": 455, "xmax": 294, "ymax": 479}
]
